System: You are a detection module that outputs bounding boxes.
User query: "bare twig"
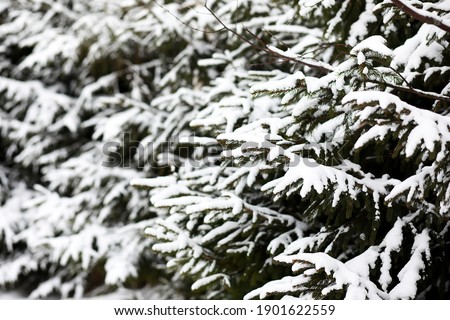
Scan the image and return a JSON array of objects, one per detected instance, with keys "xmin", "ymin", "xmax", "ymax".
[
  {"xmin": 204, "ymin": 1, "xmax": 334, "ymax": 73},
  {"xmin": 151, "ymin": 0, "xmax": 224, "ymax": 34},
  {"xmin": 369, "ymin": 79, "xmax": 450, "ymax": 103},
  {"xmin": 391, "ymin": 0, "xmax": 450, "ymax": 33},
  {"xmin": 384, "ymin": 67, "xmax": 450, "ymax": 103}
]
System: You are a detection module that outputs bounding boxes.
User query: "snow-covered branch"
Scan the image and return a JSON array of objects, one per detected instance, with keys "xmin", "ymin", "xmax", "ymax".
[{"xmin": 391, "ymin": 0, "xmax": 450, "ymax": 33}]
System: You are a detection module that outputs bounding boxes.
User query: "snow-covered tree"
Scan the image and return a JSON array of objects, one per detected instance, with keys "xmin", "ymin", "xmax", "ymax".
[
  {"xmin": 1, "ymin": 0, "xmax": 450, "ymax": 300},
  {"xmin": 134, "ymin": 0, "xmax": 450, "ymax": 299},
  {"xmin": 0, "ymin": 0, "xmax": 225, "ymax": 298}
]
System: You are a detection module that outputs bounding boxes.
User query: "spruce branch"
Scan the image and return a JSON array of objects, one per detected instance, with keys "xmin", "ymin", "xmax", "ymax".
[
  {"xmin": 391, "ymin": 0, "xmax": 450, "ymax": 33},
  {"xmin": 204, "ymin": 1, "xmax": 450, "ymax": 104}
]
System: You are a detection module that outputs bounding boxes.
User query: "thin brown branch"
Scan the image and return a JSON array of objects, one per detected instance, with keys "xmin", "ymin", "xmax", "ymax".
[
  {"xmin": 204, "ymin": 2, "xmax": 333, "ymax": 73},
  {"xmin": 391, "ymin": 0, "xmax": 450, "ymax": 33},
  {"xmin": 369, "ymin": 79, "xmax": 450, "ymax": 103}
]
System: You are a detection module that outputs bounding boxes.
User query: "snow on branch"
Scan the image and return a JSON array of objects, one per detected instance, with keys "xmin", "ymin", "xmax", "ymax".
[
  {"xmin": 344, "ymin": 90, "xmax": 450, "ymax": 158},
  {"xmin": 391, "ymin": 0, "xmax": 450, "ymax": 33},
  {"xmin": 247, "ymin": 213, "xmax": 430, "ymax": 300}
]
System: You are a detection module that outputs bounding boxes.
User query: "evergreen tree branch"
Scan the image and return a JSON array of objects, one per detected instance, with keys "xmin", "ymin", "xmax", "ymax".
[
  {"xmin": 204, "ymin": 1, "xmax": 448, "ymax": 103},
  {"xmin": 391, "ymin": 0, "xmax": 450, "ymax": 33}
]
